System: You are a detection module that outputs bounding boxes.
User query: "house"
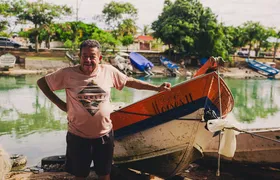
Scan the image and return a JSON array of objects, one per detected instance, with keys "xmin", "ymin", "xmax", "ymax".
[{"xmin": 134, "ymin": 35, "xmax": 154, "ymax": 50}]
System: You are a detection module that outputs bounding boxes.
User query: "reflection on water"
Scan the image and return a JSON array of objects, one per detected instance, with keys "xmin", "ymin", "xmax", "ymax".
[
  {"xmin": 0, "ymin": 75, "xmax": 280, "ymax": 166},
  {"xmin": 225, "ymin": 79, "xmax": 280, "ymax": 129}
]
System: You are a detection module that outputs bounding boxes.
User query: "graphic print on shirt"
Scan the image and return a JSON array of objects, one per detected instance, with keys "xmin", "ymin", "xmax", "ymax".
[{"xmin": 77, "ymin": 80, "xmax": 107, "ymax": 116}]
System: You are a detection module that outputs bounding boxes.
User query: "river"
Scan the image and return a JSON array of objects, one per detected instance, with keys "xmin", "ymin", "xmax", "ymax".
[{"xmin": 0, "ymin": 75, "xmax": 279, "ymax": 167}]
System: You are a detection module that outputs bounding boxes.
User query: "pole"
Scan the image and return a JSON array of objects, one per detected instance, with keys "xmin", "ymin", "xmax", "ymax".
[{"xmin": 76, "ymin": 0, "xmax": 78, "ymax": 21}]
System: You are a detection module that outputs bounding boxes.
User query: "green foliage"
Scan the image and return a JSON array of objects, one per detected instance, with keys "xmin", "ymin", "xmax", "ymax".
[
  {"xmin": 102, "ymin": 1, "xmax": 137, "ymax": 29},
  {"xmin": 152, "ymin": 0, "xmax": 230, "ymax": 60},
  {"xmin": 121, "ymin": 35, "xmax": 134, "ymax": 47},
  {"xmin": 91, "ymin": 29, "xmax": 120, "ymax": 52},
  {"xmin": 102, "ymin": 1, "xmax": 137, "ymax": 47},
  {"xmin": 10, "ymin": 0, "xmax": 71, "ymax": 26},
  {"xmin": 5, "ymin": 0, "xmax": 72, "ymax": 52},
  {"xmin": 117, "ymin": 19, "xmax": 137, "ymax": 37},
  {"xmin": 142, "ymin": 25, "xmax": 151, "ymax": 35},
  {"xmin": 0, "ymin": 31, "xmax": 8, "ymax": 37},
  {"xmin": 64, "ymin": 39, "xmax": 73, "ymax": 49}
]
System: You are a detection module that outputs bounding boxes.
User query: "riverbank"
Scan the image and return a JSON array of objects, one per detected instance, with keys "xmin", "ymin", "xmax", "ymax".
[{"xmin": 0, "ymin": 59, "xmax": 279, "ymax": 79}]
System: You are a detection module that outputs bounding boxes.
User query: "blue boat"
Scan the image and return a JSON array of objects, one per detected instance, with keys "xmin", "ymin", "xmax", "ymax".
[
  {"xmin": 160, "ymin": 56, "xmax": 180, "ymax": 76},
  {"xmin": 129, "ymin": 52, "xmax": 154, "ymax": 75},
  {"xmin": 246, "ymin": 58, "xmax": 279, "ymax": 77}
]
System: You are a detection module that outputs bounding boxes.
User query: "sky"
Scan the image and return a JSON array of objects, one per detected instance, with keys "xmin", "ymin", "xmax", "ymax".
[{"xmin": 28, "ymin": 0, "xmax": 280, "ymax": 29}]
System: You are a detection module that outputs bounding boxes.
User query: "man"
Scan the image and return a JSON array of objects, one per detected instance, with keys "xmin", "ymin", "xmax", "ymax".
[{"xmin": 37, "ymin": 39, "xmax": 171, "ymax": 180}]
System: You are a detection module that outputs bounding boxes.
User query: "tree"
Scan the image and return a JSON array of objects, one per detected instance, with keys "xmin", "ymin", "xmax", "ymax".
[
  {"xmin": 91, "ymin": 29, "xmax": 120, "ymax": 53},
  {"xmin": 102, "ymin": 1, "xmax": 137, "ymax": 31},
  {"xmin": 0, "ymin": 1, "xmax": 19, "ymax": 36},
  {"xmin": 120, "ymin": 35, "xmax": 134, "ymax": 51},
  {"xmin": 240, "ymin": 21, "xmax": 265, "ymax": 57},
  {"xmin": 152, "ymin": 0, "xmax": 230, "ymax": 59},
  {"xmin": 102, "ymin": 1, "xmax": 137, "ymax": 49},
  {"xmin": 8, "ymin": 0, "xmax": 72, "ymax": 52},
  {"xmin": 142, "ymin": 24, "xmax": 151, "ymax": 35}
]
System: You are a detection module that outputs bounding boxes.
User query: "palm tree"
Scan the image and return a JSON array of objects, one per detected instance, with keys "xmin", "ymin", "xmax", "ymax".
[{"xmin": 142, "ymin": 24, "xmax": 151, "ymax": 35}]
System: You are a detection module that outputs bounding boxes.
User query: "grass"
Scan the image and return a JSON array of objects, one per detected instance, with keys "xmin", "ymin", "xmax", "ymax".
[{"xmin": 26, "ymin": 56, "xmax": 68, "ymax": 61}]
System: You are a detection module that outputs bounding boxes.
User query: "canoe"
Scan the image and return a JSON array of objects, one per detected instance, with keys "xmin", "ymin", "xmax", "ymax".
[
  {"xmin": 129, "ymin": 52, "xmax": 154, "ymax": 75},
  {"xmin": 194, "ymin": 123, "xmax": 280, "ymax": 168},
  {"xmin": 111, "ymin": 71, "xmax": 234, "ymax": 178},
  {"xmin": 159, "ymin": 56, "xmax": 180, "ymax": 76},
  {"xmin": 246, "ymin": 58, "xmax": 279, "ymax": 77}
]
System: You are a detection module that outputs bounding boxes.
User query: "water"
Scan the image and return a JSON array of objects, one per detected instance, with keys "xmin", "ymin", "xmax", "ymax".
[{"xmin": 0, "ymin": 75, "xmax": 279, "ymax": 167}]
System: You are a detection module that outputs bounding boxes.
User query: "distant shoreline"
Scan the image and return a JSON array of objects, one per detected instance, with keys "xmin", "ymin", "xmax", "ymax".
[{"xmin": 0, "ymin": 59, "xmax": 279, "ymax": 80}]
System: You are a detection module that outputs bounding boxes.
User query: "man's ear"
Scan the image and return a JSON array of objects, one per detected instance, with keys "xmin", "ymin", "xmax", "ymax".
[{"xmin": 99, "ymin": 55, "xmax": 102, "ymax": 60}]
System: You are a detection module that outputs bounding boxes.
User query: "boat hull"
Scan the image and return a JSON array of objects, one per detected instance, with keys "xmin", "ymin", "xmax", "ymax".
[
  {"xmin": 129, "ymin": 52, "xmax": 154, "ymax": 72},
  {"xmin": 195, "ymin": 124, "xmax": 280, "ymax": 167},
  {"xmin": 114, "ymin": 119, "xmax": 200, "ymax": 178},
  {"xmin": 111, "ymin": 72, "xmax": 234, "ymax": 178}
]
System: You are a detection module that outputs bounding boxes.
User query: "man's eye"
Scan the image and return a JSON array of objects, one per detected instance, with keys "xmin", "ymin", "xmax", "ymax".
[{"xmin": 83, "ymin": 56, "xmax": 95, "ymax": 59}]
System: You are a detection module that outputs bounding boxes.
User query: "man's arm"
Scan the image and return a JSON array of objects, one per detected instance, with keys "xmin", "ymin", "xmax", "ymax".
[
  {"xmin": 125, "ymin": 77, "xmax": 171, "ymax": 92},
  {"xmin": 37, "ymin": 77, "xmax": 67, "ymax": 112}
]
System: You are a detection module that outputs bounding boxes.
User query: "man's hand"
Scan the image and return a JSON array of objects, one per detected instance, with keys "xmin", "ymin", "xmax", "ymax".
[{"xmin": 157, "ymin": 82, "xmax": 171, "ymax": 92}]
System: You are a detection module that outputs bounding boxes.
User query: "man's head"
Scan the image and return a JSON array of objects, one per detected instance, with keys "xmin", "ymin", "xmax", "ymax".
[{"xmin": 79, "ymin": 40, "xmax": 102, "ymax": 75}]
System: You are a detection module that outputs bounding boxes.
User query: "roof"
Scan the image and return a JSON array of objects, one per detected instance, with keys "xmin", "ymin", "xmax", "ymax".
[{"xmin": 135, "ymin": 35, "xmax": 154, "ymax": 42}]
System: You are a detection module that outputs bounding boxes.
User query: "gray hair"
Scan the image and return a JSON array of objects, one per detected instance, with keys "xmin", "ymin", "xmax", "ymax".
[{"xmin": 79, "ymin": 40, "xmax": 101, "ymax": 54}]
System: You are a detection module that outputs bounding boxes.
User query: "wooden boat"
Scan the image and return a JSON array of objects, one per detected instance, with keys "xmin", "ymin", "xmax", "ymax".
[
  {"xmin": 129, "ymin": 52, "xmax": 154, "ymax": 75},
  {"xmin": 159, "ymin": 56, "xmax": 180, "ymax": 76},
  {"xmin": 0, "ymin": 53, "xmax": 16, "ymax": 70},
  {"xmin": 194, "ymin": 123, "xmax": 280, "ymax": 168},
  {"xmin": 111, "ymin": 71, "xmax": 234, "ymax": 178},
  {"xmin": 246, "ymin": 58, "xmax": 279, "ymax": 77}
]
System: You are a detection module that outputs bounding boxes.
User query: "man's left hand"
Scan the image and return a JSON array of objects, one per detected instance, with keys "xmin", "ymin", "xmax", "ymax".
[{"xmin": 158, "ymin": 82, "xmax": 171, "ymax": 92}]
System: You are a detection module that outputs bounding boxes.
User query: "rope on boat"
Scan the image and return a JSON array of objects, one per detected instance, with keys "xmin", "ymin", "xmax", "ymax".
[
  {"xmin": 216, "ymin": 56, "xmax": 224, "ymax": 177},
  {"xmin": 225, "ymin": 127, "xmax": 280, "ymax": 143}
]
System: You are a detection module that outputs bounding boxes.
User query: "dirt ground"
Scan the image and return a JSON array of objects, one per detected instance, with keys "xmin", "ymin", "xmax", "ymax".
[{"xmin": 5, "ymin": 159, "xmax": 280, "ymax": 180}]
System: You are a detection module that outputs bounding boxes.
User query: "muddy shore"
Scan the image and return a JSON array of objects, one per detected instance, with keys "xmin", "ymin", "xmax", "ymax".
[
  {"xmin": 5, "ymin": 159, "xmax": 280, "ymax": 180},
  {"xmin": 1, "ymin": 58, "xmax": 279, "ymax": 80}
]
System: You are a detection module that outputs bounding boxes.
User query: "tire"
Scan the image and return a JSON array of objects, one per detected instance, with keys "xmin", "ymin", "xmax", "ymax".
[
  {"xmin": 41, "ymin": 155, "xmax": 66, "ymax": 166},
  {"xmin": 13, "ymin": 44, "xmax": 20, "ymax": 48},
  {"xmin": 41, "ymin": 155, "xmax": 66, "ymax": 172}
]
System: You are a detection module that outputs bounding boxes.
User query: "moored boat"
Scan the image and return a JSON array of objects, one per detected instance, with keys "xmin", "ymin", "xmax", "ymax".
[
  {"xmin": 246, "ymin": 58, "xmax": 279, "ymax": 77},
  {"xmin": 111, "ymin": 71, "xmax": 234, "ymax": 178},
  {"xmin": 129, "ymin": 52, "xmax": 154, "ymax": 76},
  {"xmin": 0, "ymin": 53, "xmax": 16, "ymax": 70},
  {"xmin": 159, "ymin": 56, "xmax": 180, "ymax": 76}
]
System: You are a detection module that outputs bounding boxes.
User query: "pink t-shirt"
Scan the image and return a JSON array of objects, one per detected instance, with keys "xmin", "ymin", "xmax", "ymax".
[{"xmin": 45, "ymin": 64, "xmax": 127, "ymax": 138}]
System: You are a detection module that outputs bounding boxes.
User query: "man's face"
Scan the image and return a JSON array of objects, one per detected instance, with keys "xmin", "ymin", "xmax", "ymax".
[{"xmin": 79, "ymin": 47, "xmax": 101, "ymax": 75}]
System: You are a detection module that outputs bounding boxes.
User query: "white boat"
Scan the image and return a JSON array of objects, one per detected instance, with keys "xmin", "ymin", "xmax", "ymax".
[
  {"xmin": 110, "ymin": 53, "xmax": 133, "ymax": 75},
  {"xmin": 0, "ymin": 53, "xmax": 16, "ymax": 70}
]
